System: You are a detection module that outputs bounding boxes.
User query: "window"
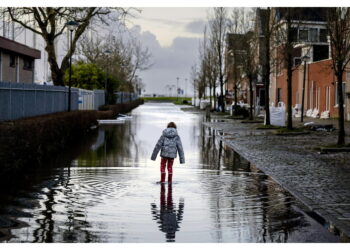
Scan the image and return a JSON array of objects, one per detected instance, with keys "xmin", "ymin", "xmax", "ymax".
[
  {"xmin": 291, "ymin": 28, "xmax": 298, "ymax": 42},
  {"xmin": 9, "ymin": 54, "xmax": 15, "ymax": 67},
  {"xmin": 313, "ymin": 45, "xmax": 329, "ymax": 61},
  {"xmin": 299, "ymin": 29, "xmax": 309, "ymax": 42},
  {"xmin": 23, "ymin": 57, "xmax": 33, "ymax": 71},
  {"xmin": 294, "ymin": 57, "xmax": 302, "ymax": 67},
  {"xmin": 335, "ymin": 82, "xmax": 346, "ymax": 106},
  {"xmin": 319, "ymin": 29, "xmax": 327, "ymax": 42},
  {"xmin": 310, "ymin": 28, "xmax": 318, "ymax": 42}
]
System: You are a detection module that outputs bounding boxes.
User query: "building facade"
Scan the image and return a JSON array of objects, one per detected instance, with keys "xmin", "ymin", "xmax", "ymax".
[
  {"xmin": 269, "ymin": 7, "xmax": 349, "ymax": 119},
  {"xmin": 0, "ymin": 36, "xmax": 41, "ymax": 83}
]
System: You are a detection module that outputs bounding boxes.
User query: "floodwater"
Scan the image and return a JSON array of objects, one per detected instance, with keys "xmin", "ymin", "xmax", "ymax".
[{"xmin": 0, "ymin": 103, "xmax": 340, "ymax": 243}]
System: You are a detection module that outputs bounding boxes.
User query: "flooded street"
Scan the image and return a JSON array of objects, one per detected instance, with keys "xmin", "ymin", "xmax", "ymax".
[{"xmin": 0, "ymin": 103, "xmax": 340, "ymax": 243}]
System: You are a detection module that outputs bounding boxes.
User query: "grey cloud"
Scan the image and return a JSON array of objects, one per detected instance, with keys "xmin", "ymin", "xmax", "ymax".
[
  {"xmin": 129, "ymin": 27, "xmax": 201, "ymax": 95},
  {"xmin": 185, "ymin": 20, "xmax": 206, "ymax": 34},
  {"xmin": 142, "ymin": 17, "xmax": 185, "ymax": 27}
]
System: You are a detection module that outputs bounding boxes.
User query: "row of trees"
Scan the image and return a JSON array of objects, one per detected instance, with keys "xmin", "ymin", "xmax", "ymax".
[
  {"xmin": 192, "ymin": 7, "xmax": 350, "ymax": 146},
  {"xmin": 192, "ymin": 8, "xmax": 258, "ymax": 116},
  {"xmin": 2, "ymin": 7, "xmax": 152, "ymax": 104}
]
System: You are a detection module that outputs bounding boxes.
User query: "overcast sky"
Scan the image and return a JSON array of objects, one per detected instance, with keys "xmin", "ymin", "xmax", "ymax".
[{"xmin": 127, "ymin": 7, "xmax": 210, "ymax": 96}]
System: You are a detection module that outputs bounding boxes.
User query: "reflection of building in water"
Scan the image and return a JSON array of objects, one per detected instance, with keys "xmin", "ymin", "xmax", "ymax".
[
  {"xmin": 90, "ymin": 129, "xmax": 105, "ymax": 151},
  {"xmin": 151, "ymin": 184, "xmax": 184, "ymax": 242}
]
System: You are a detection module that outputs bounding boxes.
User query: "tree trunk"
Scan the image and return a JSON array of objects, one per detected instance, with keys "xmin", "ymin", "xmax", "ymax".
[
  {"xmin": 249, "ymin": 78, "xmax": 253, "ymax": 120},
  {"xmin": 234, "ymin": 83, "xmax": 238, "ymax": 116},
  {"xmin": 287, "ymin": 55, "xmax": 293, "ymax": 130},
  {"xmin": 286, "ymin": 13, "xmax": 293, "ymax": 130},
  {"xmin": 264, "ymin": 8, "xmax": 271, "ymax": 126},
  {"xmin": 220, "ymin": 76, "xmax": 225, "ymax": 112},
  {"xmin": 337, "ymin": 72, "xmax": 345, "ymax": 145},
  {"xmin": 213, "ymin": 87, "xmax": 217, "ymax": 111},
  {"xmin": 209, "ymin": 84, "xmax": 213, "ymax": 110},
  {"xmin": 45, "ymin": 42, "xmax": 65, "ymax": 86}
]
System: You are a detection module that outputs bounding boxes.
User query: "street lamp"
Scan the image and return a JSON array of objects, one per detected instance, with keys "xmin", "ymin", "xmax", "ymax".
[
  {"xmin": 104, "ymin": 50, "xmax": 111, "ymax": 104},
  {"xmin": 66, "ymin": 20, "xmax": 79, "ymax": 112},
  {"xmin": 301, "ymin": 55, "xmax": 310, "ymax": 122},
  {"xmin": 185, "ymin": 78, "xmax": 188, "ymax": 98}
]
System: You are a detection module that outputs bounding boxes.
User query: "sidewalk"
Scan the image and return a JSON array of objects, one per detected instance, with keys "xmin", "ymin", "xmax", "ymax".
[{"xmin": 203, "ymin": 114, "xmax": 350, "ymax": 242}]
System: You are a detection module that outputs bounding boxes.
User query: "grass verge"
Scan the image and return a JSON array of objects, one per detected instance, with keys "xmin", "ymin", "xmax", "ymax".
[{"xmin": 142, "ymin": 97, "xmax": 191, "ymax": 105}]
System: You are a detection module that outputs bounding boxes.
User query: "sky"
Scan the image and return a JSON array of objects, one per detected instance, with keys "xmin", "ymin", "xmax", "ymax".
[
  {"xmin": 126, "ymin": 7, "xmax": 210, "ymax": 96},
  {"xmin": 4, "ymin": 0, "xmax": 344, "ymax": 97}
]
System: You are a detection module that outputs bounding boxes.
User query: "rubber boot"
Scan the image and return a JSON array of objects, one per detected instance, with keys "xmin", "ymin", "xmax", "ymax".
[
  {"xmin": 168, "ymin": 173, "xmax": 173, "ymax": 183},
  {"xmin": 161, "ymin": 173, "xmax": 166, "ymax": 183}
]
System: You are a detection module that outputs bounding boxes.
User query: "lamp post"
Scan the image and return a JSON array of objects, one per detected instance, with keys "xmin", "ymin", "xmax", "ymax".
[
  {"xmin": 301, "ymin": 55, "xmax": 310, "ymax": 122},
  {"xmin": 185, "ymin": 78, "xmax": 187, "ymax": 97},
  {"xmin": 66, "ymin": 20, "xmax": 79, "ymax": 112},
  {"xmin": 104, "ymin": 50, "xmax": 111, "ymax": 104},
  {"xmin": 176, "ymin": 77, "xmax": 179, "ymax": 101}
]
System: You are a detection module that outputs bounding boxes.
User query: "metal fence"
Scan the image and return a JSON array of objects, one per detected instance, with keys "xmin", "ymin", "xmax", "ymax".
[
  {"xmin": 0, "ymin": 82, "xmax": 78, "ymax": 121},
  {"xmin": 78, "ymin": 89, "xmax": 105, "ymax": 110},
  {"xmin": 0, "ymin": 82, "xmax": 139, "ymax": 121},
  {"xmin": 115, "ymin": 92, "xmax": 139, "ymax": 104}
]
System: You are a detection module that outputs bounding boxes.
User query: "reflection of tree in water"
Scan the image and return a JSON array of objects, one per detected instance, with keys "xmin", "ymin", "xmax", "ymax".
[
  {"xmin": 0, "ymin": 130, "xmax": 100, "ymax": 242},
  {"xmin": 32, "ymin": 163, "xmax": 99, "ymax": 242},
  {"xmin": 201, "ymin": 126, "xmax": 224, "ymax": 170},
  {"xmin": 199, "ymin": 127, "xmax": 310, "ymax": 242},
  {"xmin": 252, "ymin": 171, "xmax": 309, "ymax": 243},
  {"xmin": 151, "ymin": 184, "xmax": 184, "ymax": 242},
  {"xmin": 76, "ymin": 124, "xmax": 133, "ymax": 167}
]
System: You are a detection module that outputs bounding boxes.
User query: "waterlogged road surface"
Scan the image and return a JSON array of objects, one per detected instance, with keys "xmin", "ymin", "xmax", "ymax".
[{"xmin": 0, "ymin": 103, "xmax": 340, "ymax": 243}]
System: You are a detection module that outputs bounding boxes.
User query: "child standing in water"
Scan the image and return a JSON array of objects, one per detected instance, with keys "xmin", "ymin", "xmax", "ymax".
[{"xmin": 151, "ymin": 122, "xmax": 185, "ymax": 183}]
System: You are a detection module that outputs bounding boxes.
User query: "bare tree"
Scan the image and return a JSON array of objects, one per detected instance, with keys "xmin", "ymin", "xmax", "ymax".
[
  {"xmin": 240, "ymin": 31, "xmax": 259, "ymax": 120},
  {"xmin": 209, "ymin": 7, "xmax": 228, "ymax": 112},
  {"xmin": 261, "ymin": 8, "xmax": 274, "ymax": 125},
  {"xmin": 229, "ymin": 8, "xmax": 258, "ymax": 119},
  {"xmin": 6, "ymin": 7, "xmax": 131, "ymax": 86},
  {"xmin": 272, "ymin": 8, "xmax": 307, "ymax": 129},
  {"xmin": 78, "ymin": 30, "xmax": 152, "ymax": 94},
  {"xmin": 126, "ymin": 37, "xmax": 153, "ymax": 87},
  {"xmin": 207, "ymin": 42, "xmax": 219, "ymax": 110},
  {"xmin": 190, "ymin": 63, "xmax": 198, "ymax": 101},
  {"xmin": 327, "ymin": 7, "xmax": 350, "ymax": 145},
  {"xmin": 197, "ymin": 31, "xmax": 209, "ymax": 99}
]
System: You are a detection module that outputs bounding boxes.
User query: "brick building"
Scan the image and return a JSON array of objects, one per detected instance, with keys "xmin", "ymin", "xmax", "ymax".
[{"xmin": 269, "ymin": 8, "xmax": 350, "ymax": 119}]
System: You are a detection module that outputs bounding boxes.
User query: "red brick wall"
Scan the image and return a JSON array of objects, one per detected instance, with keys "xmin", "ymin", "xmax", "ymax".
[
  {"xmin": 275, "ymin": 59, "xmax": 344, "ymax": 118},
  {"xmin": 307, "ymin": 59, "xmax": 338, "ymax": 117}
]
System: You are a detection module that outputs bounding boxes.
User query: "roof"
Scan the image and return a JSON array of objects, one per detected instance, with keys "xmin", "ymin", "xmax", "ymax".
[{"xmin": 0, "ymin": 36, "xmax": 41, "ymax": 59}]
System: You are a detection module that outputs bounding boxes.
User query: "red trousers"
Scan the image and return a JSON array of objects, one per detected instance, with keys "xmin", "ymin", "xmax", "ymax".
[{"xmin": 160, "ymin": 157, "xmax": 174, "ymax": 182}]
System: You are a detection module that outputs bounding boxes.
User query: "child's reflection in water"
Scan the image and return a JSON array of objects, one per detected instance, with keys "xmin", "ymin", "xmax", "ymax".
[{"xmin": 151, "ymin": 184, "xmax": 184, "ymax": 242}]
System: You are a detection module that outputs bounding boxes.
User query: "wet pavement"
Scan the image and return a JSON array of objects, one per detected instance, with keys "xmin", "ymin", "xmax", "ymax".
[
  {"xmin": 203, "ymin": 112, "xmax": 350, "ymax": 242},
  {"xmin": 0, "ymin": 103, "xmax": 342, "ymax": 243}
]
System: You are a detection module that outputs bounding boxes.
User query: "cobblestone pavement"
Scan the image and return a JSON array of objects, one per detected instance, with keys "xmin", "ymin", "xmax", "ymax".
[{"xmin": 203, "ymin": 115, "xmax": 350, "ymax": 241}]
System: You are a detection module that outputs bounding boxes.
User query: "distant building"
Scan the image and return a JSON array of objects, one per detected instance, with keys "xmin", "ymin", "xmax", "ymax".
[{"xmin": 0, "ymin": 36, "xmax": 41, "ymax": 83}]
